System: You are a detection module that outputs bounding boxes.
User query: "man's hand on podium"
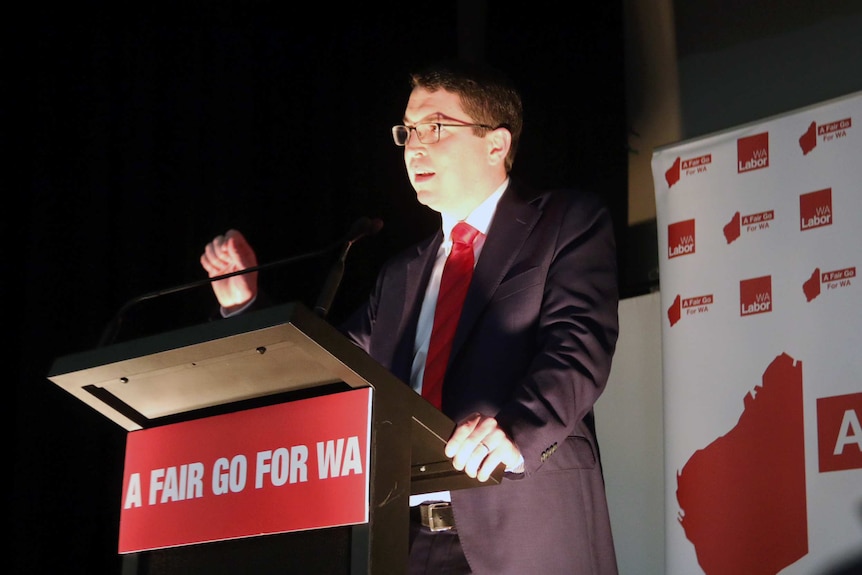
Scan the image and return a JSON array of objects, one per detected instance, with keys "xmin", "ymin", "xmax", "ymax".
[{"xmin": 445, "ymin": 412, "xmax": 524, "ymax": 482}]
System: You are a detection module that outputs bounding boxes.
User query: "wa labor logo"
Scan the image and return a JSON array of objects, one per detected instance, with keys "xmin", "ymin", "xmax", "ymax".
[
  {"xmin": 668, "ymin": 218, "xmax": 696, "ymax": 259},
  {"xmin": 737, "ymin": 132, "xmax": 769, "ymax": 173},
  {"xmin": 740, "ymin": 275, "xmax": 773, "ymax": 317},
  {"xmin": 800, "ymin": 188, "xmax": 833, "ymax": 231}
]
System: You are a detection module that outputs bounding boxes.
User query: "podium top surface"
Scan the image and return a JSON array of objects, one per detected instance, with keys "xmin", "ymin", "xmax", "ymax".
[{"xmin": 49, "ymin": 303, "xmax": 348, "ymax": 429}]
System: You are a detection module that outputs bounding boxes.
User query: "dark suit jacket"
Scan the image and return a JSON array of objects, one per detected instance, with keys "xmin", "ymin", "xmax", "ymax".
[{"xmin": 340, "ymin": 179, "xmax": 620, "ymax": 574}]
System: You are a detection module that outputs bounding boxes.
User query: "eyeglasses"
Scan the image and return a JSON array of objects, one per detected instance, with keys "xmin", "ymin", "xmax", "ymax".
[{"xmin": 391, "ymin": 121, "xmax": 495, "ymax": 146}]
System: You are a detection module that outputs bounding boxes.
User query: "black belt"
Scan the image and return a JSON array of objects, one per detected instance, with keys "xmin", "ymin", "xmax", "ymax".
[{"xmin": 411, "ymin": 501, "xmax": 455, "ymax": 532}]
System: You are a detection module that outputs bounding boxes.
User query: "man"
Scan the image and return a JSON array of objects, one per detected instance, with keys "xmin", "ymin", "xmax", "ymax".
[{"xmin": 201, "ymin": 60, "xmax": 620, "ymax": 574}]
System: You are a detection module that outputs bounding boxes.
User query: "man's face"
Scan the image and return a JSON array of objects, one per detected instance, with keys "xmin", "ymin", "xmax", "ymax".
[{"xmin": 402, "ymin": 87, "xmax": 494, "ymax": 219}]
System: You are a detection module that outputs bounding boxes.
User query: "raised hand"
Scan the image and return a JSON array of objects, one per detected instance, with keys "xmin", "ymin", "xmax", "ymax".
[{"xmin": 200, "ymin": 229, "xmax": 259, "ymax": 313}]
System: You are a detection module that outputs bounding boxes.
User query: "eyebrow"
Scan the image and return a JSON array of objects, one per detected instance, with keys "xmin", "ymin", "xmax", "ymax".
[{"xmin": 402, "ymin": 112, "xmax": 445, "ymax": 125}]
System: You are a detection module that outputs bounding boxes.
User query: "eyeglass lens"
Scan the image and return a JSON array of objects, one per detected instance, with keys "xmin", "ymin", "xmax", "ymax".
[{"xmin": 392, "ymin": 123, "xmax": 440, "ymax": 146}]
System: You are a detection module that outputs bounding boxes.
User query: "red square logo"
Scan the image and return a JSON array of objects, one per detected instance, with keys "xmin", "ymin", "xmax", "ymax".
[
  {"xmin": 740, "ymin": 275, "xmax": 772, "ymax": 316},
  {"xmin": 800, "ymin": 188, "xmax": 833, "ymax": 231},
  {"xmin": 738, "ymin": 132, "xmax": 770, "ymax": 173},
  {"xmin": 817, "ymin": 393, "xmax": 862, "ymax": 473},
  {"xmin": 668, "ymin": 219, "xmax": 696, "ymax": 259}
]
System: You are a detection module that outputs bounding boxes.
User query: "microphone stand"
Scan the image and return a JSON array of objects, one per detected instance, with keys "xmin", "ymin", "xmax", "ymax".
[
  {"xmin": 314, "ymin": 218, "xmax": 383, "ymax": 319},
  {"xmin": 98, "ymin": 217, "xmax": 382, "ymax": 347}
]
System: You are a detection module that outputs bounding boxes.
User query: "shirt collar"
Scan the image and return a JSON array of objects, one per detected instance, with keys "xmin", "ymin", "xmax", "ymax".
[{"xmin": 440, "ymin": 178, "xmax": 508, "ymax": 240}]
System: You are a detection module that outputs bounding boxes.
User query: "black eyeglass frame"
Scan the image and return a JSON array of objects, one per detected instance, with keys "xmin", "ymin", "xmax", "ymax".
[{"xmin": 391, "ymin": 121, "xmax": 496, "ymax": 146}]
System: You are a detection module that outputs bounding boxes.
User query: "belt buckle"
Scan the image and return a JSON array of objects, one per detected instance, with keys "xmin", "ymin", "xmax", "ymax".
[{"xmin": 420, "ymin": 501, "xmax": 455, "ymax": 532}]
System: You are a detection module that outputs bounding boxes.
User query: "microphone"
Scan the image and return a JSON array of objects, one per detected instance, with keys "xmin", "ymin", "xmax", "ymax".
[
  {"xmin": 314, "ymin": 216, "xmax": 383, "ymax": 319},
  {"xmin": 97, "ymin": 216, "xmax": 383, "ymax": 347}
]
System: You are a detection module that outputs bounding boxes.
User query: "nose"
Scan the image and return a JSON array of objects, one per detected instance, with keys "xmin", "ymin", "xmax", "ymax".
[{"xmin": 404, "ymin": 139, "xmax": 426, "ymax": 161}]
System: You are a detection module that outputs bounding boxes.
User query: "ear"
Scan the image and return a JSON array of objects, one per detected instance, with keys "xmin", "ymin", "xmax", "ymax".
[{"xmin": 486, "ymin": 127, "xmax": 512, "ymax": 168}]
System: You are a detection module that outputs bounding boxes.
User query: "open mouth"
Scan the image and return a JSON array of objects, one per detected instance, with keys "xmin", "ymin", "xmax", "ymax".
[{"xmin": 413, "ymin": 169, "xmax": 435, "ymax": 183}]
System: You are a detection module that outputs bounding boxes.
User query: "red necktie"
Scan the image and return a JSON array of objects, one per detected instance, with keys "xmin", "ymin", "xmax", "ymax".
[{"xmin": 422, "ymin": 222, "xmax": 480, "ymax": 410}]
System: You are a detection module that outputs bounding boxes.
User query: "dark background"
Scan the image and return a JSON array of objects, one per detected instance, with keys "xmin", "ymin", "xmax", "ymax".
[{"xmin": 15, "ymin": 2, "xmax": 627, "ymax": 573}]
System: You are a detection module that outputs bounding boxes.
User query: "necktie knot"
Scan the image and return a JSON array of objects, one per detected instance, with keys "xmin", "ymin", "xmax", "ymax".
[{"xmin": 451, "ymin": 222, "xmax": 479, "ymax": 247}]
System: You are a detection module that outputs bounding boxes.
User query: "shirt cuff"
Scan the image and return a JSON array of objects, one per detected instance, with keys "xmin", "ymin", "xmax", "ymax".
[
  {"xmin": 505, "ymin": 454, "xmax": 525, "ymax": 474},
  {"xmin": 220, "ymin": 295, "xmax": 257, "ymax": 318}
]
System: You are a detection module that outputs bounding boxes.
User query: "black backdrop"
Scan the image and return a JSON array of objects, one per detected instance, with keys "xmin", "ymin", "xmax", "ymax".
[{"xmin": 16, "ymin": 3, "xmax": 627, "ymax": 573}]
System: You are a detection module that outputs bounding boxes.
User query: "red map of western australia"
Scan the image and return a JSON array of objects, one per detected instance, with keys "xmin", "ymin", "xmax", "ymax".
[{"xmin": 676, "ymin": 352, "xmax": 808, "ymax": 574}]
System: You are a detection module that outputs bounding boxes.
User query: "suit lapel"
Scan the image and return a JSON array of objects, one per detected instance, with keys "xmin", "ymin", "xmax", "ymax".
[
  {"xmin": 400, "ymin": 231, "xmax": 443, "ymax": 338},
  {"xmin": 451, "ymin": 183, "xmax": 542, "ymax": 359}
]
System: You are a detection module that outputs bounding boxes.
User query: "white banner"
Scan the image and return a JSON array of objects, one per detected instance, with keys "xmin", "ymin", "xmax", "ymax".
[{"xmin": 652, "ymin": 92, "xmax": 862, "ymax": 575}]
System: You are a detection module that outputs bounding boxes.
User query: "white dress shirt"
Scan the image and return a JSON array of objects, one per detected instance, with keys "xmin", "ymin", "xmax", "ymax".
[{"xmin": 409, "ymin": 180, "xmax": 508, "ymax": 505}]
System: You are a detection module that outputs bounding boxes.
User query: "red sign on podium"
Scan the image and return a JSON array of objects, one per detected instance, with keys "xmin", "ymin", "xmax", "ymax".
[{"xmin": 118, "ymin": 388, "xmax": 372, "ymax": 553}]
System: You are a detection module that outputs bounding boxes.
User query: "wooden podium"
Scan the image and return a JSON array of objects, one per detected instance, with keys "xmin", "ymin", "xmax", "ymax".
[{"xmin": 48, "ymin": 302, "xmax": 501, "ymax": 574}]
